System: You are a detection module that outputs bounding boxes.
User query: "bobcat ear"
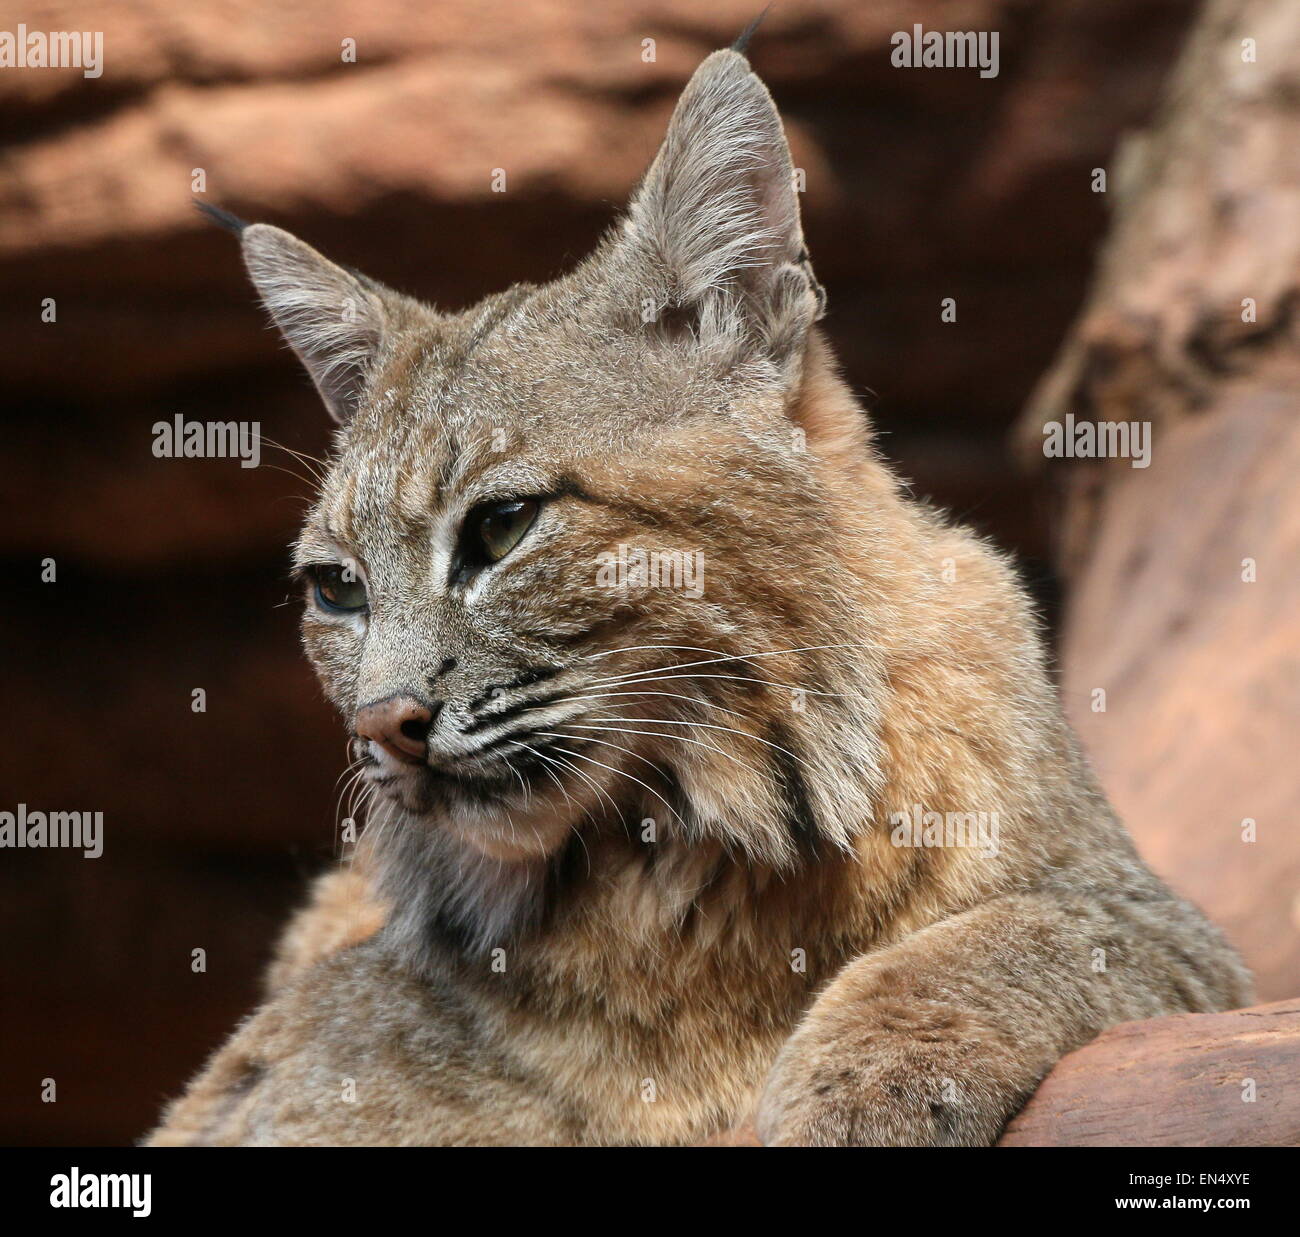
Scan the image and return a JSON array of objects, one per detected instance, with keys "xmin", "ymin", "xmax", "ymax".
[
  {"xmin": 623, "ymin": 50, "xmax": 825, "ymax": 360},
  {"xmin": 239, "ymin": 224, "xmax": 388, "ymax": 424}
]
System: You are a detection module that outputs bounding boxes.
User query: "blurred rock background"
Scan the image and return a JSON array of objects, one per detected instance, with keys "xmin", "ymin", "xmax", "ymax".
[{"xmin": 2, "ymin": 0, "xmax": 1292, "ymax": 1145}]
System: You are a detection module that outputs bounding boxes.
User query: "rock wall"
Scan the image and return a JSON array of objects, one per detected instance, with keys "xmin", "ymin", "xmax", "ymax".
[{"xmin": 1017, "ymin": 0, "xmax": 1300, "ymax": 1006}]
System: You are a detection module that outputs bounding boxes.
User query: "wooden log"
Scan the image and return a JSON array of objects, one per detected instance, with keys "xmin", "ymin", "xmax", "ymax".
[{"xmin": 1000, "ymin": 999, "xmax": 1300, "ymax": 1146}]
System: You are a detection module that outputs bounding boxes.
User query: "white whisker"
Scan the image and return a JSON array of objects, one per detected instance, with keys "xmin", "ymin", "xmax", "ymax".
[
  {"xmin": 535, "ymin": 732, "xmax": 686, "ymax": 827},
  {"xmin": 547, "ymin": 722, "xmax": 766, "ymax": 778}
]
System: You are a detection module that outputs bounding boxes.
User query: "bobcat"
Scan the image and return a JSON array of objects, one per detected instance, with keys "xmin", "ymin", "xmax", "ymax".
[{"xmin": 151, "ymin": 44, "xmax": 1250, "ymax": 1146}]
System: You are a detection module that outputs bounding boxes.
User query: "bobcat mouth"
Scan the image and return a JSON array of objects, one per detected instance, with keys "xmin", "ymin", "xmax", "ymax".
[{"xmin": 365, "ymin": 732, "xmax": 591, "ymax": 811}]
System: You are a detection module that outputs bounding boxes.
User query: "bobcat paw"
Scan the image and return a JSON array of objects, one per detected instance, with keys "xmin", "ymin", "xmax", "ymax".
[{"xmin": 756, "ymin": 999, "xmax": 1032, "ymax": 1147}]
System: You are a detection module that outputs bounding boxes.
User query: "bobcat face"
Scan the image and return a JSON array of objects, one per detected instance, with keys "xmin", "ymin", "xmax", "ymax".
[
  {"xmin": 292, "ymin": 286, "xmax": 859, "ymax": 865},
  {"xmin": 237, "ymin": 51, "xmax": 882, "ymax": 887}
]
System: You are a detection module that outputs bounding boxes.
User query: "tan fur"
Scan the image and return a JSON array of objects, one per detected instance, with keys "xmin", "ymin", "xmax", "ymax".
[
  {"xmin": 150, "ymin": 50, "xmax": 1249, "ymax": 1147},
  {"xmin": 261, "ymin": 855, "xmax": 387, "ymax": 995}
]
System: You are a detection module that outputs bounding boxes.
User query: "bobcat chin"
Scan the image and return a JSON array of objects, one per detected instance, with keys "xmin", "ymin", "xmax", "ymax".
[{"xmin": 150, "ymin": 46, "xmax": 1250, "ymax": 1147}]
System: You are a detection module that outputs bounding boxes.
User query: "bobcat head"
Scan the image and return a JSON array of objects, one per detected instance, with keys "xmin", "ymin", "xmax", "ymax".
[{"xmin": 216, "ymin": 50, "xmax": 911, "ymax": 949}]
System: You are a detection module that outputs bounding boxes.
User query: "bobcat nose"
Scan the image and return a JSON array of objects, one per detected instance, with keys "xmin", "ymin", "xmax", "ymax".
[{"xmin": 356, "ymin": 696, "xmax": 437, "ymax": 763}]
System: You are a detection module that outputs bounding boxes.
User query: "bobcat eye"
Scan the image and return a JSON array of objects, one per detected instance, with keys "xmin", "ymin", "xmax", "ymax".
[
  {"xmin": 473, "ymin": 499, "xmax": 539, "ymax": 564},
  {"xmin": 312, "ymin": 564, "xmax": 368, "ymax": 612}
]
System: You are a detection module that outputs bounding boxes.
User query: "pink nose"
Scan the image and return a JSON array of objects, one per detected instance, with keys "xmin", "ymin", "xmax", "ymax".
[{"xmin": 355, "ymin": 696, "xmax": 433, "ymax": 763}]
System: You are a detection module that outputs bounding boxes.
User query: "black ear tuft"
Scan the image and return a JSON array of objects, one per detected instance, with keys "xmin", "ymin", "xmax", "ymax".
[
  {"xmin": 731, "ymin": 7, "xmax": 770, "ymax": 55},
  {"xmin": 194, "ymin": 200, "xmax": 250, "ymax": 235}
]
